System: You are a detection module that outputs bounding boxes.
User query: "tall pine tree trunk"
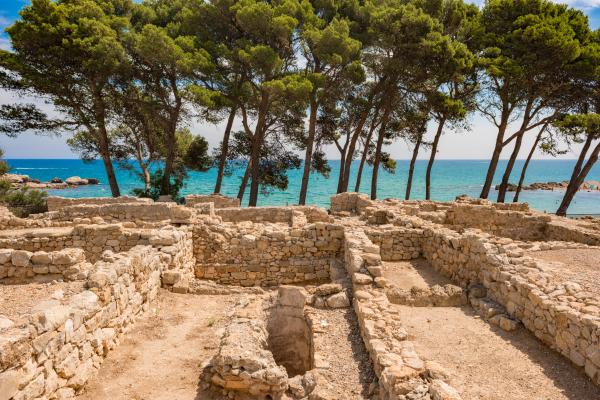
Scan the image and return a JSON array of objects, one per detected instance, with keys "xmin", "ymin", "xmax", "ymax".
[
  {"xmin": 237, "ymin": 160, "xmax": 251, "ymax": 201},
  {"xmin": 98, "ymin": 133, "xmax": 120, "ymax": 197},
  {"xmin": 481, "ymin": 114, "xmax": 509, "ymax": 199},
  {"xmin": 425, "ymin": 117, "xmax": 445, "ymax": 200},
  {"xmin": 497, "ymin": 130, "xmax": 525, "ymax": 202},
  {"xmin": 214, "ymin": 107, "xmax": 236, "ymax": 194},
  {"xmin": 299, "ymin": 95, "xmax": 318, "ymax": 205},
  {"xmin": 370, "ymin": 104, "xmax": 392, "ymax": 200},
  {"xmin": 247, "ymin": 95, "xmax": 269, "ymax": 207},
  {"xmin": 513, "ymin": 130, "xmax": 543, "ymax": 203},
  {"xmin": 405, "ymin": 132, "xmax": 423, "ymax": 200},
  {"xmin": 355, "ymin": 108, "xmax": 381, "ymax": 193},
  {"xmin": 337, "ymin": 148, "xmax": 346, "ymax": 194},
  {"xmin": 557, "ymin": 138, "xmax": 599, "ymax": 216}
]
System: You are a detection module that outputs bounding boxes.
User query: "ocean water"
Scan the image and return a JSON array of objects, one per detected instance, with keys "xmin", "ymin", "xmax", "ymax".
[{"xmin": 6, "ymin": 159, "xmax": 600, "ymax": 215}]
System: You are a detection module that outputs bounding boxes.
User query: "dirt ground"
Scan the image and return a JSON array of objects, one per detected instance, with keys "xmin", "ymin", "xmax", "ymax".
[
  {"xmin": 77, "ymin": 290, "xmax": 243, "ymax": 400},
  {"xmin": 395, "ymin": 304, "xmax": 600, "ymax": 400},
  {"xmin": 309, "ymin": 307, "xmax": 375, "ymax": 399},
  {"xmin": 526, "ymin": 248, "xmax": 600, "ymax": 296},
  {"xmin": 382, "ymin": 259, "xmax": 453, "ymax": 290},
  {"xmin": 0, "ymin": 281, "xmax": 84, "ymax": 323}
]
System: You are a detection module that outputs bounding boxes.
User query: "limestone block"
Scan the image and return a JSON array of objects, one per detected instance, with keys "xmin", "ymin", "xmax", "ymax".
[
  {"xmin": 11, "ymin": 250, "xmax": 32, "ymax": 267},
  {"xmin": 326, "ymin": 292, "xmax": 350, "ymax": 308}
]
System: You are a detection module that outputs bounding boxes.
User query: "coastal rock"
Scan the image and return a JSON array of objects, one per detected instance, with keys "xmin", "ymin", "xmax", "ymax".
[{"xmin": 65, "ymin": 176, "xmax": 89, "ymax": 186}]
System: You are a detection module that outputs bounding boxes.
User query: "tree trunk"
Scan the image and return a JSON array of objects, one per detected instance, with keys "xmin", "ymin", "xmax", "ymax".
[
  {"xmin": 405, "ymin": 133, "xmax": 423, "ymax": 200},
  {"xmin": 142, "ymin": 165, "xmax": 151, "ymax": 192},
  {"xmin": 237, "ymin": 160, "xmax": 251, "ymax": 201},
  {"xmin": 91, "ymin": 88, "xmax": 120, "ymax": 197},
  {"xmin": 161, "ymin": 130, "xmax": 176, "ymax": 196},
  {"xmin": 513, "ymin": 130, "xmax": 542, "ymax": 203},
  {"xmin": 247, "ymin": 94, "xmax": 269, "ymax": 207},
  {"xmin": 370, "ymin": 104, "xmax": 392, "ymax": 200},
  {"xmin": 497, "ymin": 130, "xmax": 525, "ymax": 202},
  {"xmin": 337, "ymin": 148, "xmax": 346, "ymax": 194},
  {"xmin": 355, "ymin": 108, "xmax": 381, "ymax": 193},
  {"xmin": 556, "ymin": 138, "xmax": 599, "ymax": 216},
  {"xmin": 299, "ymin": 95, "xmax": 318, "ymax": 205},
  {"xmin": 98, "ymin": 133, "xmax": 120, "ymax": 197},
  {"xmin": 480, "ymin": 115, "xmax": 509, "ymax": 199},
  {"xmin": 425, "ymin": 117, "xmax": 446, "ymax": 200},
  {"xmin": 214, "ymin": 107, "xmax": 236, "ymax": 194},
  {"xmin": 341, "ymin": 83, "xmax": 383, "ymax": 192}
]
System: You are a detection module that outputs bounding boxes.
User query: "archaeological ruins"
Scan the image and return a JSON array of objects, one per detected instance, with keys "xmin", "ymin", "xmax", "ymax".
[{"xmin": 1, "ymin": 192, "xmax": 600, "ymax": 400}]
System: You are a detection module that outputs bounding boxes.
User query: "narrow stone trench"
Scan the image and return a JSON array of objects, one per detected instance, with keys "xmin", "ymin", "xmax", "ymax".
[{"xmin": 382, "ymin": 260, "xmax": 600, "ymax": 400}]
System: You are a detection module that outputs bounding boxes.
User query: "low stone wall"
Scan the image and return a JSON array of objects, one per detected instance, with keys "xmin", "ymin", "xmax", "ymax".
[
  {"xmin": 343, "ymin": 227, "xmax": 462, "ymax": 400},
  {"xmin": 330, "ymin": 192, "xmax": 375, "ymax": 215},
  {"xmin": 0, "ymin": 248, "xmax": 88, "ymax": 284},
  {"xmin": 417, "ymin": 225, "xmax": 600, "ymax": 385},
  {"xmin": 37, "ymin": 203, "xmax": 194, "ymax": 225},
  {"xmin": 185, "ymin": 194, "xmax": 240, "ymax": 209},
  {"xmin": 47, "ymin": 196, "xmax": 152, "ymax": 212},
  {"xmin": 0, "ymin": 246, "xmax": 163, "ymax": 400},
  {"xmin": 193, "ymin": 221, "xmax": 343, "ymax": 286},
  {"xmin": 445, "ymin": 203, "xmax": 550, "ymax": 240},
  {"xmin": 215, "ymin": 206, "xmax": 332, "ymax": 226}
]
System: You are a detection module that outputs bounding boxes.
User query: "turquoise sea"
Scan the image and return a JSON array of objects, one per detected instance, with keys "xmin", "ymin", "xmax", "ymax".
[{"xmin": 6, "ymin": 159, "xmax": 600, "ymax": 215}]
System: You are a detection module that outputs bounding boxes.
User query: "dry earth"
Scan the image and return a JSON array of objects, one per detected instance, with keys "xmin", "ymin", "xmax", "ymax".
[
  {"xmin": 0, "ymin": 281, "xmax": 84, "ymax": 323},
  {"xmin": 76, "ymin": 290, "xmax": 243, "ymax": 400},
  {"xmin": 382, "ymin": 259, "xmax": 454, "ymax": 290},
  {"xmin": 526, "ymin": 248, "xmax": 600, "ymax": 296},
  {"xmin": 395, "ymin": 304, "xmax": 600, "ymax": 400}
]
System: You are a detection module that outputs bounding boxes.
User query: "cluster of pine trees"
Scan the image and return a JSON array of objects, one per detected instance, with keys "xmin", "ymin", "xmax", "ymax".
[{"xmin": 0, "ymin": 0, "xmax": 598, "ymax": 215}]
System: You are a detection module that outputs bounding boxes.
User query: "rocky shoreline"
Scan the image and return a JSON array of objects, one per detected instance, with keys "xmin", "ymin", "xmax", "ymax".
[
  {"xmin": 3, "ymin": 174, "xmax": 100, "ymax": 190},
  {"xmin": 497, "ymin": 180, "xmax": 600, "ymax": 192}
]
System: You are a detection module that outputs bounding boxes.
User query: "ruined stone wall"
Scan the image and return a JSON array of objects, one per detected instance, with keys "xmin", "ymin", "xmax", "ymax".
[
  {"xmin": 214, "ymin": 206, "xmax": 332, "ymax": 226},
  {"xmin": 329, "ymin": 192, "xmax": 375, "ymax": 215},
  {"xmin": 0, "ymin": 248, "xmax": 88, "ymax": 284},
  {"xmin": 444, "ymin": 202, "xmax": 600, "ymax": 245},
  {"xmin": 37, "ymin": 203, "xmax": 194, "ymax": 225},
  {"xmin": 445, "ymin": 203, "xmax": 550, "ymax": 240},
  {"xmin": 184, "ymin": 194, "xmax": 240, "ymax": 209},
  {"xmin": 46, "ymin": 196, "xmax": 152, "ymax": 212},
  {"xmin": 414, "ymin": 225, "xmax": 600, "ymax": 385},
  {"xmin": 343, "ymin": 227, "xmax": 461, "ymax": 400},
  {"xmin": 193, "ymin": 221, "xmax": 343, "ymax": 286},
  {"xmin": 366, "ymin": 227, "xmax": 424, "ymax": 261},
  {"xmin": 0, "ymin": 246, "xmax": 163, "ymax": 400}
]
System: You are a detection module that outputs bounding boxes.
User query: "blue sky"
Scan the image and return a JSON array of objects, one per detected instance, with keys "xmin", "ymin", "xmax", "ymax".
[{"xmin": 0, "ymin": 0, "xmax": 599, "ymax": 159}]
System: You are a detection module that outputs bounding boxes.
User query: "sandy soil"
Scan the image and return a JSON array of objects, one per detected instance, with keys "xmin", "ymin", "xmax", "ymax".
[
  {"xmin": 525, "ymin": 248, "xmax": 600, "ymax": 296},
  {"xmin": 0, "ymin": 281, "xmax": 84, "ymax": 323},
  {"xmin": 0, "ymin": 226, "xmax": 73, "ymax": 238},
  {"xmin": 309, "ymin": 307, "xmax": 375, "ymax": 399},
  {"xmin": 77, "ymin": 290, "xmax": 243, "ymax": 400},
  {"xmin": 383, "ymin": 259, "xmax": 453, "ymax": 290},
  {"xmin": 395, "ymin": 304, "xmax": 600, "ymax": 400}
]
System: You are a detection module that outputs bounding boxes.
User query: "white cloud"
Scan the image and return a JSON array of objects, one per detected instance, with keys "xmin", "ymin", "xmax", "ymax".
[{"xmin": 557, "ymin": 0, "xmax": 600, "ymax": 10}]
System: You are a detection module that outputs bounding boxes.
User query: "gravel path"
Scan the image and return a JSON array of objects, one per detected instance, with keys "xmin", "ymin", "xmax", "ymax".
[{"xmin": 309, "ymin": 307, "xmax": 376, "ymax": 399}]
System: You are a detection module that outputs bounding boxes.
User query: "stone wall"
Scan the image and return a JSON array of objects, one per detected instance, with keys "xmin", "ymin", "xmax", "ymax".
[
  {"xmin": 46, "ymin": 197, "xmax": 152, "ymax": 212},
  {"xmin": 0, "ymin": 246, "xmax": 163, "ymax": 400},
  {"xmin": 184, "ymin": 194, "xmax": 240, "ymax": 209},
  {"xmin": 193, "ymin": 221, "xmax": 343, "ymax": 286},
  {"xmin": 342, "ymin": 227, "xmax": 462, "ymax": 400},
  {"xmin": 0, "ymin": 248, "xmax": 88, "ymax": 284},
  {"xmin": 329, "ymin": 192, "xmax": 375, "ymax": 215},
  {"xmin": 215, "ymin": 206, "xmax": 332, "ymax": 226},
  {"xmin": 417, "ymin": 225, "xmax": 600, "ymax": 385},
  {"xmin": 37, "ymin": 203, "xmax": 194, "ymax": 225}
]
